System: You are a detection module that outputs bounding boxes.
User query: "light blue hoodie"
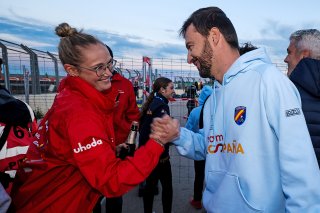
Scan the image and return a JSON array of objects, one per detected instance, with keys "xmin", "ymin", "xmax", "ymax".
[
  {"xmin": 174, "ymin": 48, "xmax": 320, "ymax": 212},
  {"xmin": 185, "ymin": 85, "xmax": 213, "ymax": 133},
  {"xmin": 0, "ymin": 183, "xmax": 11, "ymax": 212}
]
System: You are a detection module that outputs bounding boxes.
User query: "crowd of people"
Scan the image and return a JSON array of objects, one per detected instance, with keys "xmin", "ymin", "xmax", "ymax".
[{"xmin": 0, "ymin": 6, "xmax": 320, "ymax": 213}]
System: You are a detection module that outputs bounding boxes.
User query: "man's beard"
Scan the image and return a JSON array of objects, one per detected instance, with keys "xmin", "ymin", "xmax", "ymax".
[{"xmin": 198, "ymin": 39, "xmax": 213, "ymax": 78}]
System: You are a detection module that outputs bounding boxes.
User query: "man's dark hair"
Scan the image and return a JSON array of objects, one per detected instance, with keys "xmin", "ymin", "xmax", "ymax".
[
  {"xmin": 0, "ymin": 58, "xmax": 2, "ymax": 65},
  {"xmin": 179, "ymin": 7, "xmax": 239, "ymax": 49},
  {"xmin": 106, "ymin": 45, "xmax": 114, "ymax": 58},
  {"xmin": 239, "ymin": 42, "xmax": 258, "ymax": 55}
]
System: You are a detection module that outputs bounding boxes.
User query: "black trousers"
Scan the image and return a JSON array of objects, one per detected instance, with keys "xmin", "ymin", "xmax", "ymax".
[
  {"xmin": 105, "ymin": 197, "xmax": 123, "ymax": 213},
  {"xmin": 143, "ymin": 160, "xmax": 172, "ymax": 213},
  {"xmin": 193, "ymin": 160, "xmax": 205, "ymax": 201},
  {"xmin": 93, "ymin": 196, "xmax": 123, "ymax": 213}
]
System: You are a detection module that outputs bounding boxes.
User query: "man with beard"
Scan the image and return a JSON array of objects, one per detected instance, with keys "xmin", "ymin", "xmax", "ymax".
[{"xmin": 149, "ymin": 7, "xmax": 320, "ymax": 212}]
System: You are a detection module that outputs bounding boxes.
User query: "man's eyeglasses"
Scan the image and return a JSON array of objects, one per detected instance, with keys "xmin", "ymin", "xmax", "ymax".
[{"xmin": 76, "ymin": 59, "xmax": 117, "ymax": 77}]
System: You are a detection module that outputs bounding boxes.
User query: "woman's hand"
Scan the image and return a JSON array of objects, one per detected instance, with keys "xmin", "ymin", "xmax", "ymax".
[{"xmin": 116, "ymin": 143, "xmax": 129, "ymax": 157}]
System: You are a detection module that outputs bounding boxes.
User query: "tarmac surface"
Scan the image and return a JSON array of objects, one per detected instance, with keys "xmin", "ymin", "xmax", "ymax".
[{"xmin": 122, "ymin": 147, "xmax": 206, "ymax": 213}]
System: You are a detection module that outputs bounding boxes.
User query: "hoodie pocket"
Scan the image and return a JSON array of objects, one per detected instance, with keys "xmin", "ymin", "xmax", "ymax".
[{"xmin": 203, "ymin": 171, "xmax": 263, "ymax": 212}]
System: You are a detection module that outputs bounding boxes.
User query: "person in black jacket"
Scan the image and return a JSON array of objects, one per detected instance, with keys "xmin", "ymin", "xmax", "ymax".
[
  {"xmin": 186, "ymin": 84, "xmax": 197, "ymax": 116},
  {"xmin": 289, "ymin": 58, "xmax": 320, "ymax": 168},
  {"xmin": 285, "ymin": 29, "xmax": 320, "ymax": 168},
  {"xmin": 139, "ymin": 77, "xmax": 175, "ymax": 213},
  {"xmin": 284, "ymin": 29, "xmax": 320, "ymax": 76},
  {"xmin": 0, "ymin": 88, "xmax": 34, "ymax": 129}
]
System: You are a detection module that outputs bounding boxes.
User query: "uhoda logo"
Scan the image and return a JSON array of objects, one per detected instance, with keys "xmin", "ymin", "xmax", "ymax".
[{"xmin": 73, "ymin": 138, "xmax": 103, "ymax": 153}]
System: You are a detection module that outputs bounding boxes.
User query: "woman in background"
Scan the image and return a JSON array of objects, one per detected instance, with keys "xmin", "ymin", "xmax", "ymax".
[{"xmin": 139, "ymin": 77, "xmax": 175, "ymax": 213}]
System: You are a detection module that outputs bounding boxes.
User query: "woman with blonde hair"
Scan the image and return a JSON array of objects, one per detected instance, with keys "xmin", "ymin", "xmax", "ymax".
[{"xmin": 10, "ymin": 23, "xmax": 168, "ymax": 213}]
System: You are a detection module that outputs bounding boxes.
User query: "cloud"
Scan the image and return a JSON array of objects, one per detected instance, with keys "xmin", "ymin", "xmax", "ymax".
[
  {"xmin": 0, "ymin": 16, "xmax": 187, "ymax": 58},
  {"xmin": 0, "ymin": 33, "xmax": 54, "ymax": 47},
  {"xmin": 0, "ymin": 17, "xmax": 59, "ymax": 52},
  {"xmin": 4, "ymin": 16, "xmax": 314, "ymax": 62},
  {"xmin": 252, "ymin": 19, "xmax": 320, "ymax": 60},
  {"xmin": 260, "ymin": 20, "xmax": 294, "ymax": 40},
  {"xmin": 4, "ymin": 8, "xmax": 54, "ymax": 28},
  {"xmin": 165, "ymin": 29, "xmax": 176, "ymax": 33}
]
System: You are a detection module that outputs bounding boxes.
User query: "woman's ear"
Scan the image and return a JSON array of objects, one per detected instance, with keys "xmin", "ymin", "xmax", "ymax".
[{"xmin": 64, "ymin": 64, "xmax": 79, "ymax": 77}]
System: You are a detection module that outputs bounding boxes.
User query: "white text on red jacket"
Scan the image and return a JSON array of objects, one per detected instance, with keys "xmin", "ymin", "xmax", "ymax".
[{"xmin": 73, "ymin": 138, "xmax": 103, "ymax": 153}]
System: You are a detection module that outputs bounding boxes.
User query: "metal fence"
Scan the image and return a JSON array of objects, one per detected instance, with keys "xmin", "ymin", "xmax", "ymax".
[{"xmin": 0, "ymin": 38, "xmax": 287, "ymax": 121}]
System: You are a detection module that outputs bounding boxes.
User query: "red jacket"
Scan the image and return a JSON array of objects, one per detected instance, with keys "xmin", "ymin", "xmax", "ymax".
[
  {"xmin": 11, "ymin": 76, "xmax": 164, "ymax": 213},
  {"xmin": 112, "ymin": 73, "xmax": 140, "ymax": 145}
]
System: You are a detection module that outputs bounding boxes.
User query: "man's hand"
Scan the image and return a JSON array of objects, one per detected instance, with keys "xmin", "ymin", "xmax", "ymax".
[{"xmin": 150, "ymin": 115, "xmax": 180, "ymax": 144}]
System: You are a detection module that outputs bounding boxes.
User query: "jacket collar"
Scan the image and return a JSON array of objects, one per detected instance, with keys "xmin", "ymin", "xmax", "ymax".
[
  {"xmin": 154, "ymin": 92, "xmax": 169, "ymax": 104},
  {"xmin": 59, "ymin": 76, "xmax": 118, "ymax": 112},
  {"xmin": 290, "ymin": 58, "xmax": 320, "ymax": 97},
  {"xmin": 111, "ymin": 72, "xmax": 122, "ymax": 81}
]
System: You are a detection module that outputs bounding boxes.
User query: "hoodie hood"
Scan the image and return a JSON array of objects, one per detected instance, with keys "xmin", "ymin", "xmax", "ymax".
[
  {"xmin": 289, "ymin": 58, "xmax": 320, "ymax": 97},
  {"xmin": 198, "ymin": 85, "xmax": 213, "ymax": 105},
  {"xmin": 222, "ymin": 47, "xmax": 272, "ymax": 85},
  {"xmin": 211, "ymin": 48, "xmax": 272, "ymax": 142}
]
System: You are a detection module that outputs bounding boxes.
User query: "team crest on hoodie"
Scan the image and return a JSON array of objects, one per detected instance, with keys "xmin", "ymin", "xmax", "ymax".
[{"xmin": 234, "ymin": 106, "xmax": 246, "ymax": 125}]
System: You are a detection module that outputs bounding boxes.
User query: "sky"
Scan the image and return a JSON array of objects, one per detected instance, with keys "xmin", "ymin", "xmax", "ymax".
[{"xmin": 0, "ymin": 0, "xmax": 319, "ymax": 62}]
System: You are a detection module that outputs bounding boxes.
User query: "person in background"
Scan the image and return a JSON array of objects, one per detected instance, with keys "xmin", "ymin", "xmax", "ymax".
[
  {"xmin": 9, "ymin": 23, "xmax": 169, "ymax": 213},
  {"xmin": 185, "ymin": 85, "xmax": 212, "ymax": 209},
  {"xmin": 239, "ymin": 42, "xmax": 258, "ymax": 55},
  {"xmin": 194, "ymin": 81, "xmax": 199, "ymax": 91},
  {"xmin": 92, "ymin": 45, "xmax": 140, "ymax": 213},
  {"xmin": 284, "ymin": 29, "xmax": 320, "ymax": 76},
  {"xmin": 107, "ymin": 45, "xmax": 140, "ymax": 147},
  {"xmin": 139, "ymin": 77, "xmax": 174, "ymax": 213},
  {"xmin": 186, "ymin": 84, "xmax": 197, "ymax": 116},
  {"xmin": 0, "ymin": 58, "xmax": 11, "ymax": 213},
  {"xmin": 0, "ymin": 58, "xmax": 37, "ymax": 193},
  {"xmin": 150, "ymin": 7, "xmax": 320, "ymax": 212},
  {"xmin": 198, "ymin": 81, "xmax": 203, "ymax": 90},
  {"xmin": 285, "ymin": 29, "xmax": 320, "ymax": 168},
  {"xmin": 134, "ymin": 79, "xmax": 139, "ymax": 99}
]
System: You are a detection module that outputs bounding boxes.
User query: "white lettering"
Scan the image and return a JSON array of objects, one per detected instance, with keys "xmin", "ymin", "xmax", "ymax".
[
  {"xmin": 73, "ymin": 138, "xmax": 103, "ymax": 153},
  {"xmin": 35, "ymin": 133, "xmax": 40, "ymax": 139}
]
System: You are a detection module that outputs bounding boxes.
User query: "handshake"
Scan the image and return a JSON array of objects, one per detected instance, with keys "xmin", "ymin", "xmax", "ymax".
[
  {"xmin": 116, "ymin": 115, "xmax": 180, "ymax": 159},
  {"xmin": 149, "ymin": 115, "xmax": 180, "ymax": 146}
]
